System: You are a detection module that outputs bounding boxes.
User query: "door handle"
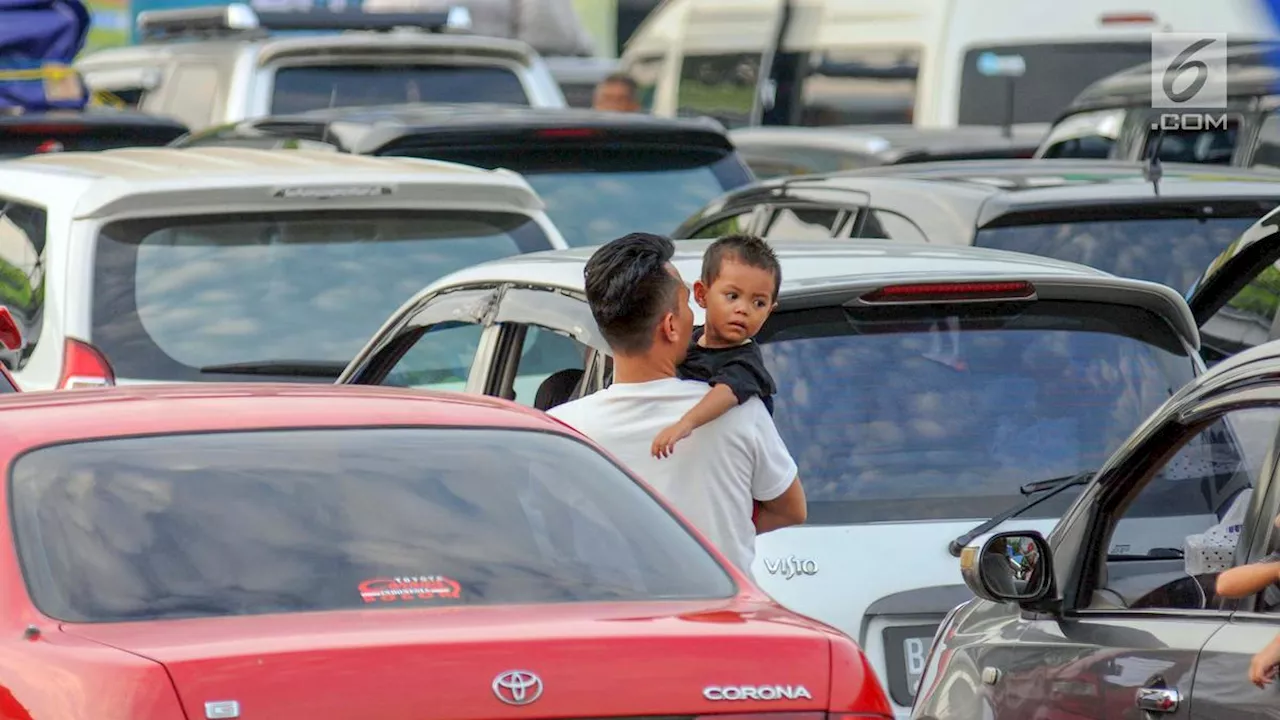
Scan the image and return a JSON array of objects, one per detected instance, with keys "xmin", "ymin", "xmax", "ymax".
[{"xmin": 1135, "ymin": 686, "xmax": 1180, "ymax": 713}]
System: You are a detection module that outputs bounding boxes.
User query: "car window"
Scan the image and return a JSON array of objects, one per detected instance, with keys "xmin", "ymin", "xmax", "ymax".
[
  {"xmin": 676, "ymin": 53, "xmax": 761, "ymax": 129},
  {"xmin": 860, "ymin": 209, "xmax": 928, "ymax": 244},
  {"xmin": 11, "ymin": 428, "xmax": 736, "ymax": 622},
  {"xmin": 1142, "ymin": 117, "xmax": 1241, "ymax": 165},
  {"xmin": 756, "ymin": 301, "xmax": 1197, "ymax": 523},
  {"xmin": 799, "ymin": 47, "xmax": 919, "ymax": 126},
  {"xmin": 391, "ymin": 147, "xmax": 750, "ymax": 248},
  {"xmin": 762, "ymin": 207, "xmax": 841, "ymax": 240},
  {"xmin": 687, "ymin": 210, "xmax": 757, "ymax": 239},
  {"xmin": 92, "ymin": 210, "xmax": 553, "ymax": 382},
  {"xmin": 383, "ymin": 321, "xmax": 484, "ymax": 392},
  {"xmin": 0, "ymin": 199, "xmax": 45, "ymax": 371},
  {"xmin": 958, "ymin": 42, "xmax": 1152, "ymax": 124},
  {"xmin": 1038, "ymin": 109, "xmax": 1126, "ymax": 159},
  {"xmin": 975, "ymin": 215, "xmax": 1263, "ymax": 295},
  {"xmin": 1092, "ymin": 408, "xmax": 1280, "ymax": 612},
  {"xmin": 269, "ymin": 65, "xmax": 529, "ymax": 114},
  {"xmin": 1250, "ymin": 112, "xmax": 1280, "ymax": 170},
  {"xmin": 1201, "ymin": 259, "xmax": 1280, "ymax": 361},
  {"xmin": 627, "ymin": 54, "xmax": 664, "ymax": 112},
  {"xmin": 507, "ymin": 325, "xmax": 589, "ymax": 409}
]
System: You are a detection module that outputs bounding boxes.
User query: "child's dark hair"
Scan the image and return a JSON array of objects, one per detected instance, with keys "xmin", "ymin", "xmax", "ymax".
[{"xmin": 701, "ymin": 234, "xmax": 781, "ymax": 299}]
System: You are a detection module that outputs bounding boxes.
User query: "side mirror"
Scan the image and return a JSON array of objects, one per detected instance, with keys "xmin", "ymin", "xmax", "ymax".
[
  {"xmin": 960, "ymin": 531, "xmax": 1053, "ymax": 604},
  {"xmin": 0, "ymin": 307, "xmax": 22, "ymax": 352}
]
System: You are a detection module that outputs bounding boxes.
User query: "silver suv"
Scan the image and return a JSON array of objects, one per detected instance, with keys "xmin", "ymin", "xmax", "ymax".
[{"xmin": 75, "ymin": 3, "xmax": 567, "ymax": 131}]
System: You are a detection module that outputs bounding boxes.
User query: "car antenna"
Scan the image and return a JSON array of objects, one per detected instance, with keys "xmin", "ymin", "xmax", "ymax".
[{"xmin": 1144, "ymin": 123, "xmax": 1166, "ymax": 196}]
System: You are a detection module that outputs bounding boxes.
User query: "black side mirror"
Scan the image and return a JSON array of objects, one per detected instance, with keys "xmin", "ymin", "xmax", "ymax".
[{"xmin": 960, "ymin": 530, "xmax": 1054, "ymax": 604}]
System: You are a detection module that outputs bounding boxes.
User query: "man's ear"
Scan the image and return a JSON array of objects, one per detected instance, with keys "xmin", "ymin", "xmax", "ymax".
[
  {"xmin": 659, "ymin": 311, "xmax": 681, "ymax": 343},
  {"xmin": 693, "ymin": 280, "xmax": 710, "ymax": 308}
]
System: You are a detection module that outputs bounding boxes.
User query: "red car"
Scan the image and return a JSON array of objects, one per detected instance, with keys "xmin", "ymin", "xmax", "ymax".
[{"xmin": 0, "ymin": 383, "xmax": 890, "ymax": 720}]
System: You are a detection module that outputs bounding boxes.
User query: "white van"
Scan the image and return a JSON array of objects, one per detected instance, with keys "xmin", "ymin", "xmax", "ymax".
[{"xmin": 622, "ymin": 0, "xmax": 1274, "ymax": 129}]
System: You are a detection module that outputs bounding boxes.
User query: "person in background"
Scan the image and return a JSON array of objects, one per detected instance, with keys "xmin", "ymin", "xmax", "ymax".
[
  {"xmin": 593, "ymin": 73, "xmax": 641, "ymax": 113},
  {"xmin": 547, "ymin": 232, "xmax": 806, "ymax": 575}
]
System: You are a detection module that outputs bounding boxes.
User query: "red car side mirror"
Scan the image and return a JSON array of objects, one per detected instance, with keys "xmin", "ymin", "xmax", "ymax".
[{"xmin": 0, "ymin": 307, "xmax": 22, "ymax": 352}]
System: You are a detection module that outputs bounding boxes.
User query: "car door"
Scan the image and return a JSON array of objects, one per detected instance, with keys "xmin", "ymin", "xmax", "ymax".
[
  {"xmin": 1186, "ymin": 205, "xmax": 1280, "ymax": 365},
  {"xmin": 338, "ymin": 285, "xmax": 501, "ymax": 392},
  {"xmin": 977, "ymin": 404, "xmax": 1280, "ymax": 720},
  {"xmin": 482, "ymin": 286, "xmax": 609, "ymax": 411}
]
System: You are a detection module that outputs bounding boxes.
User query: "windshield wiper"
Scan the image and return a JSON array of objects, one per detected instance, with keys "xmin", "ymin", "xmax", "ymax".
[
  {"xmin": 947, "ymin": 471, "xmax": 1094, "ymax": 557},
  {"xmin": 199, "ymin": 360, "xmax": 347, "ymax": 378}
]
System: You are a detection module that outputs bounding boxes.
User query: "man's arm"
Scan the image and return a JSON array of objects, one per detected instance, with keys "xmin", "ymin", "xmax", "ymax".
[
  {"xmin": 755, "ymin": 478, "xmax": 806, "ymax": 534},
  {"xmin": 1217, "ymin": 560, "xmax": 1280, "ymax": 598}
]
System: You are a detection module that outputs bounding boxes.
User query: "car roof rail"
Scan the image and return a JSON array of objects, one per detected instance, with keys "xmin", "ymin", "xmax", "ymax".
[{"xmin": 136, "ymin": 2, "xmax": 473, "ymax": 43}]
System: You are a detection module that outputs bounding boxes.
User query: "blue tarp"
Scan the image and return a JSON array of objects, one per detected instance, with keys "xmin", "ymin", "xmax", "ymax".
[{"xmin": 0, "ymin": 0, "xmax": 92, "ymax": 112}]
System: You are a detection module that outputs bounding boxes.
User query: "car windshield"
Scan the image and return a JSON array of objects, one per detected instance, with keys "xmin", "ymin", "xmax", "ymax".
[
  {"xmin": 91, "ymin": 210, "xmax": 553, "ymax": 381},
  {"xmin": 958, "ymin": 42, "xmax": 1152, "ymax": 124},
  {"xmin": 756, "ymin": 301, "xmax": 1196, "ymax": 523},
  {"xmin": 269, "ymin": 65, "xmax": 530, "ymax": 114},
  {"xmin": 975, "ymin": 216, "xmax": 1260, "ymax": 294},
  {"xmin": 385, "ymin": 147, "xmax": 751, "ymax": 247},
  {"xmin": 11, "ymin": 427, "xmax": 734, "ymax": 622}
]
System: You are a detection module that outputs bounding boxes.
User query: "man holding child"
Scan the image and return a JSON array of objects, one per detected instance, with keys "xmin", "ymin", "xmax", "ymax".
[{"xmin": 548, "ymin": 232, "xmax": 806, "ymax": 574}]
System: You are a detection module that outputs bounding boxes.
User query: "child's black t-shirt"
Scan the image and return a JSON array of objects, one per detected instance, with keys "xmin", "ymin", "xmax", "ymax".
[{"xmin": 676, "ymin": 325, "xmax": 776, "ymax": 414}]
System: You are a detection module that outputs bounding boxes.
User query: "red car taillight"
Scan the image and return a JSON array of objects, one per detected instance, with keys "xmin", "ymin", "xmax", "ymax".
[{"xmin": 58, "ymin": 338, "xmax": 116, "ymax": 389}]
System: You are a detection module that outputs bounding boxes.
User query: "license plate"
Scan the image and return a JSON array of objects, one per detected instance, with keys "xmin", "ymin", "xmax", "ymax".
[{"xmin": 881, "ymin": 623, "xmax": 941, "ymax": 707}]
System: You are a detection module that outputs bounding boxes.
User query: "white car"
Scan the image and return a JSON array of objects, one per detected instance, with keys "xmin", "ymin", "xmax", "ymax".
[
  {"xmin": 334, "ymin": 237, "xmax": 1259, "ymax": 718},
  {"xmin": 0, "ymin": 146, "xmax": 567, "ymax": 390}
]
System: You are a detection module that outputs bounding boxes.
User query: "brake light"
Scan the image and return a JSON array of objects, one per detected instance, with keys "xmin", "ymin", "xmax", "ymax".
[
  {"xmin": 534, "ymin": 128, "xmax": 602, "ymax": 139},
  {"xmin": 859, "ymin": 281, "xmax": 1036, "ymax": 304},
  {"xmin": 58, "ymin": 338, "xmax": 116, "ymax": 389},
  {"xmin": 1099, "ymin": 12, "xmax": 1156, "ymax": 25},
  {"xmin": 34, "ymin": 140, "xmax": 64, "ymax": 154}
]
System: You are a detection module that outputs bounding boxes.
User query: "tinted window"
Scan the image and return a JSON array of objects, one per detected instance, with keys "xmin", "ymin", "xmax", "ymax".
[
  {"xmin": 800, "ymin": 47, "xmax": 918, "ymax": 126},
  {"xmin": 12, "ymin": 428, "xmax": 735, "ymax": 622},
  {"xmin": 677, "ymin": 53, "xmax": 760, "ymax": 128},
  {"xmin": 975, "ymin": 216, "xmax": 1260, "ymax": 294},
  {"xmin": 270, "ymin": 65, "xmax": 529, "ymax": 114},
  {"xmin": 1038, "ymin": 109, "xmax": 1126, "ymax": 159},
  {"xmin": 92, "ymin": 210, "xmax": 552, "ymax": 382},
  {"xmin": 959, "ymin": 43, "xmax": 1152, "ymax": 125},
  {"xmin": 387, "ymin": 147, "xmax": 750, "ymax": 247},
  {"xmin": 1200, "ymin": 259, "xmax": 1280, "ymax": 359},
  {"xmin": 384, "ymin": 321, "xmax": 485, "ymax": 392},
  {"xmin": 1143, "ymin": 118, "xmax": 1240, "ymax": 164},
  {"xmin": 757, "ymin": 302, "xmax": 1196, "ymax": 523},
  {"xmin": 0, "ymin": 125, "xmax": 187, "ymax": 158},
  {"xmin": 0, "ymin": 200, "xmax": 44, "ymax": 371},
  {"xmin": 508, "ymin": 325, "xmax": 589, "ymax": 407}
]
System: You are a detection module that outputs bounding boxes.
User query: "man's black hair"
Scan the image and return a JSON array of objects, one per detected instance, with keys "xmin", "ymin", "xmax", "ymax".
[
  {"xmin": 584, "ymin": 232, "xmax": 681, "ymax": 355},
  {"xmin": 600, "ymin": 72, "xmax": 639, "ymax": 95},
  {"xmin": 701, "ymin": 234, "xmax": 782, "ymax": 299}
]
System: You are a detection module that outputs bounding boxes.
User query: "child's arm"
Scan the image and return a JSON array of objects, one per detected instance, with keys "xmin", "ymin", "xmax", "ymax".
[
  {"xmin": 652, "ymin": 351, "xmax": 775, "ymax": 458},
  {"xmin": 1217, "ymin": 560, "xmax": 1280, "ymax": 598},
  {"xmin": 652, "ymin": 384, "xmax": 737, "ymax": 458}
]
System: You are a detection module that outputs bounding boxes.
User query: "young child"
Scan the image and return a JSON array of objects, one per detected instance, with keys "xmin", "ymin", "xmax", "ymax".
[{"xmin": 651, "ymin": 234, "xmax": 780, "ymax": 459}]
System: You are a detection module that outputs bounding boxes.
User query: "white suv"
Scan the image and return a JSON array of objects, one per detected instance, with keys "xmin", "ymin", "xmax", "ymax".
[{"xmin": 0, "ymin": 146, "xmax": 567, "ymax": 390}]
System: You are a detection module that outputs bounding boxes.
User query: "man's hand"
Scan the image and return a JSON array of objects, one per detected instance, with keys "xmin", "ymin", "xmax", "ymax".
[
  {"xmin": 1251, "ymin": 634, "xmax": 1280, "ymax": 687},
  {"xmin": 652, "ymin": 420, "xmax": 694, "ymax": 459}
]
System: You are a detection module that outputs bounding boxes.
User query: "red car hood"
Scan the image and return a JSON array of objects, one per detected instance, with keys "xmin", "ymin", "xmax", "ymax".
[{"xmin": 61, "ymin": 599, "xmax": 834, "ymax": 719}]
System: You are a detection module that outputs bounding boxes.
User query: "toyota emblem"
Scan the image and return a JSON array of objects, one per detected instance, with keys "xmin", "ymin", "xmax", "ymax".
[{"xmin": 492, "ymin": 670, "xmax": 543, "ymax": 705}]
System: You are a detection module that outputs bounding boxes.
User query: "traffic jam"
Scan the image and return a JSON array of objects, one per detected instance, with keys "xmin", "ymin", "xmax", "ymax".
[{"xmin": 8, "ymin": 0, "xmax": 1280, "ymax": 718}]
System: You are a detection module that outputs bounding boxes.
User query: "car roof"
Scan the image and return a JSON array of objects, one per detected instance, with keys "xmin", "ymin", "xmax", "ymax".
[
  {"xmin": 730, "ymin": 123, "xmax": 1050, "ymax": 155},
  {"xmin": 1066, "ymin": 39, "xmax": 1280, "ymax": 112},
  {"xmin": 190, "ymin": 103, "xmax": 733, "ymax": 154},
  {"xmin": 717, "ymin": 159, "xmax": 1280, "ymax": 227},
  {"xmin": 0, "ymin": 383, "xmax": 564, "ymax": 451},
  {"xmin": 0, "ymin": 146, "xmax": 543, "ymax": 219},
  {"xmin": 414, "ymin": 238, "xmax": 1199, "ymax": 348}
]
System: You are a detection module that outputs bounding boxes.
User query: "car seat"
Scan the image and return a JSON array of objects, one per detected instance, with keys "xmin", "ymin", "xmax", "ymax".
[{"xmin": 534, "ymin": 368, "xmax": 584, "ymax": 411}]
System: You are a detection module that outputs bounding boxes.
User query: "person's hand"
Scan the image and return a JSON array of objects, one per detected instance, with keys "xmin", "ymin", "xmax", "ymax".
[
  {"xmin": 652, "ymin": 421, "xmax": 694, "ymax": 459},
  {"xmin": 1250, "ymin": 636, "xmax": 1280, "ymax": 688}
]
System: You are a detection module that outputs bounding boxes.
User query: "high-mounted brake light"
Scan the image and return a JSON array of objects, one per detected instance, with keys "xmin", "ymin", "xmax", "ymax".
[
  {"xmin": 58, "ymin": 338, "xmax": 116, "ymax": 390},
  {"xmin": 534, "ymin": 128, "xmax": 602, "ymax": 139},
  {"xmin": 34, "ymin": 140, "xmax": 65, "ymax": 154},
  {"xmin": 1099, "ymin": 12, "xmax": 1156, "ymax": 25},
  {"xmin": 860, "ymin": 281, "xmax": 1036, "ymax": 304}
]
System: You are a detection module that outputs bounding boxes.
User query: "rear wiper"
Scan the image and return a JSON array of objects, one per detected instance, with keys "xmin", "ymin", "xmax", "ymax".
[
  {"xmin": 199, "ymin": 360, "xmax": 347, "ymax": 378},
  {"xmin": 947, "ymin": 471, "xmax": 1094, "ymax": 557}
]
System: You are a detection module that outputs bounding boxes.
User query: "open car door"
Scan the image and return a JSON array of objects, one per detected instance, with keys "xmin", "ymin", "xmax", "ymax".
[{"xmin": 1186, "ymin": 206, "xmax": 1280, "ymax": 364}]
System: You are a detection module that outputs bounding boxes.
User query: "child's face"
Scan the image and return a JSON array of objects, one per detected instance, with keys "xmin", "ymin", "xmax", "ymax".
[{"xmin": 694, "ymin": 257, "xmax": 778, "ymax": 345}]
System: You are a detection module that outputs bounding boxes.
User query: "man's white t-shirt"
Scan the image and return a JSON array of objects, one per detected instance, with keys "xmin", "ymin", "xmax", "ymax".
[{"xmin": 547, "ymin": 377, "xmax": 798, "ymax": 572}]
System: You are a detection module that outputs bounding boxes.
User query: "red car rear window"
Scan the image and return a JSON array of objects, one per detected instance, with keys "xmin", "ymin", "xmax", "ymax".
[{"xmin": 11, "ymin": 427, "xmax": 733, "ymax": 622}]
